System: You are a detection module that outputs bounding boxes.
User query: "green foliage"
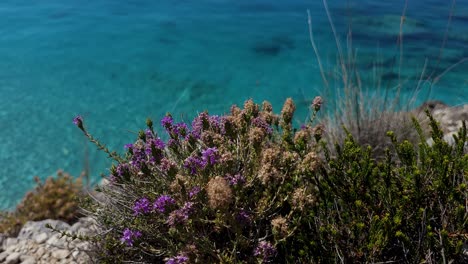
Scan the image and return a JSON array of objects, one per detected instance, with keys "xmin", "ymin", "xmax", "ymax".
[
  {"xmin": 0, "ymin": 171, "xmax": 84, "ymax": 236},
  {"xmin": 80, "ymin": 99, "xmax": 467, "ymax": 263}
]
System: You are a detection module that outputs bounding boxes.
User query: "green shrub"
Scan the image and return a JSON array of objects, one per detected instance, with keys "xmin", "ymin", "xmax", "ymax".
[
  {"xmin": 0, "ymin": 171, "xmax": 84, "ymax": 236},
  {"xmin": 77, "ymin": 99, "xmax": 467, "ymax": 263}
]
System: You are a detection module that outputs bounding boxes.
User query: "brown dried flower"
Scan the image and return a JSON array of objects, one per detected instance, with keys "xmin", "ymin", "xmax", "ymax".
[
  {"xmin": 281, "ymin": 151, "xmax": 299, "ymax": 168},
  {"xmin": 271, "ymin": 216, "xmax": 289, "ymax": 237},
  {"xmin": 243, "ymin": 99, "xmax": 259, "ymax": 117},
  {"xmin": 170, "ymin": 174, "xmax": 186, "ymax": 193},
  {"xmin": 262, "ymin": 147, "xmax": 281, "ymax": 166},
  {"xmin": 281, "ymin": 98, "xmax": 296, "ymax": 125},
  {"xmin": 230, "ymin": 105, "xmax": 242, "ymax": 117},
  {"xmin": 294, "ymin": 128, "xmax": 312, "ymax": 146},
  {"xmin": 311, "ymin": 96, "xmax": 323, "ymax": 111},
  {"xmin": 291, "ymin": 187, "xmax": 315, "ymax": 209},
  {"xmin": 301, "ymin": 152, "xmax": 320, "ymax": 173},
  {"xmin": 206, "ymin": 176, "xmax": 233, "ymax": 209},
  {"xmin": 258, "ymin": 164, "xmax": 281, "ymax": 185},
  {"xmin": 201, "ymin": 131, "xmax": 225, "ymax": 146},
  {"xmin": 249, "ymin": 127, "xmax": 266, "ymax": 146},
  {"xmin": 262, "ymin": 101, "xmax": 273, "ymax": 112}
]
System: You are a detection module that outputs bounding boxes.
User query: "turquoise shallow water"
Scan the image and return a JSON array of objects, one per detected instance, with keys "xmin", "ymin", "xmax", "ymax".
[{"xmin": 0, "ymin": 0, "xmax": 467, "ymax": 209}]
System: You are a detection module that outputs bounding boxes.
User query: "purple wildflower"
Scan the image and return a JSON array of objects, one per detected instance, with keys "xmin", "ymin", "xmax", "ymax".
[
  {"xmin": 254, "ymin": 241, "xmax": 276, "ymax": 262},
  {"xmin": 183, "ymin": 155, "xmax": 207, "ymax": 175},
  {"xmin": 191, "ymin": 112, "xmax": 210, "ymax": 138},
  {"xmin": 116, "ymin": 163, "xmax": 130, "ymax": 177},
  {"xmin": 188, "ymin": 186, "xmax": 201, "ymax": 199},
  {"xmin": 153, "ymin": 195, "xmax": 175, "ymax": 213},
  {"xmin": 133, "ymin": 197, "xmax": 151, "ymax": 216},
  {"xmin": 145, "ymin": 129, "xmax": 154, "ymax": 140},
  {"xmin": 160, "ymin": 158, "xmax": 175, "ymax": 173},
  {"xmin": 251, "ymin": 117, "xmax": 273, "ymax": 134},
  {"xmin": 201, "ymin": 147, "xmax": 218, "ymax": 166},
  {"xmin": 121, "ymin": 228, "xmax": 142, "ymax": 247},
  {"xmin": 124, "ymin": 143, "xmax": 133, "ymax": 149},
  {"xmin": 226, "ymin": 174, "xmax": 245, "ymax": 186},
  {"xmin": 129, "ymin": 147, "xmax": 146, "ymax": 169},
  {"xmin": 166, "ymin": 255, "xmax": 189, "ymax": 264},
  {"xmin": 236, "ymin": 209, "xmax": 251, "ymax": 224},
  {"xmin": 161, "ymin": 115, "xmax": 174, "ymax": 130},
  {"xmin": 167, "ymin": 138, "xmax": 178, "ymax": 148},
  {"xmin": 73, "ymin": 115, "xmax": 84, "ymax": 130},
  {"xmin": 167, "ymin": 202, "xmax": 194, "ymax": 227},
  {"xmin": 174, "ymin": 122, "xmax": 189, "ymax": 137}
]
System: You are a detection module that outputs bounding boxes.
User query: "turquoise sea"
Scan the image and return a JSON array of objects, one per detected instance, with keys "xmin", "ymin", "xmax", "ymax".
[{"xmin": 0, "ymin": 0, "xmax": 467, "ymax": 209}]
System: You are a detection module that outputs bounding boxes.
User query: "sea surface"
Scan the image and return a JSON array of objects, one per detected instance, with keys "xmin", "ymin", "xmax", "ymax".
[{"xmin": 0, "ymin": 0, "xmax": 467, "ymax": 209}]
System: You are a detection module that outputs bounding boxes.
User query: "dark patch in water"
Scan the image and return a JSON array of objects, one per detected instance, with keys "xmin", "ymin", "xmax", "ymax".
[
  {"xmin": 380, "ymin": 72, "xmax": 400, "ymax": 82},
  {"xmin": 252, "ymin": 35, "xmax": 295, "ymax": 57},
  {"xmin": 49, "ymin": 11, "xmax": 71, "ymax": 20},
  {"xmin": 253, "ymin": 43, "xmax": 282, "ymax": 56},
  {"xmin": 453, "ymin": 15, "xmax": 468, "ymax": 23},
  {"xmin": 403, "ymin": 32, "xmax": 442, "ymax": 44},
  {"xmin": 362, "ymin": 57, "xmax": 397, "ymax": 70},
  {"xmin": 189, "ymin": 80, "xmax": 220, "ymax": 102},
  {"xmin": 158, "ymin": 37, "xmax": 176, "ymax": 45},
  {"xmin": 160, "ymin": 21, "xmax": 177, "ymax": 30}
]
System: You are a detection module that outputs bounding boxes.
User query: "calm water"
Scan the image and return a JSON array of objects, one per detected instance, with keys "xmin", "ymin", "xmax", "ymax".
[{"xmin": 0, "ymin": 0, "xmax": 467, "ymax": 209}]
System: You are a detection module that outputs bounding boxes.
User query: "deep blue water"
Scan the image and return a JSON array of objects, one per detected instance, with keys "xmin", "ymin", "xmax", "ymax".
[{"xmin": 0, "ymin": 0, "xmax": 467, "ymax": 209}]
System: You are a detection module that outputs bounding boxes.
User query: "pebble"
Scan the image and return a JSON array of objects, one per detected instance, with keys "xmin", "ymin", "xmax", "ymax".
[{"xmin": 5, "ymin": 252, "xmax": 21, "ymax": 264}]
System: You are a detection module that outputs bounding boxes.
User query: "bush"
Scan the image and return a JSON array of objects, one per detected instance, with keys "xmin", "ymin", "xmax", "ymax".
[
  {"xmin": 77, "ymin": 98, "xmax": 467, "ymax": 263},
  {"xmin": 0, "ymin": 171, "xmax": 84, "ymax": 236}
]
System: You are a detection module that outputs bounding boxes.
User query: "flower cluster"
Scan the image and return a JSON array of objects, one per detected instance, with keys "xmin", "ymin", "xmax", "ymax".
[
  {"xmin": 254, "ymin": 241, "xmax": 277, "ymax": 262},
  {"xmin": 165, "ymin": 255, "xmax": 188, "ymax": 264},
  {"xmin": 121, "ymin": 228, "xmax": 142, "ymax": 247},
  {"xmin": 83, "ymin": 98, "xmax": 333, "ymax": 263},
  {"xmin": 167, "ymin": 202, "xmax": 194, "ymax": 227},
  {"xmin": 133, "ymin": 197, "xmax": 151, "ymax": 216},
  {"xmin": 153, "ymin": 195, "xmax": 176, "ymax": 213}
]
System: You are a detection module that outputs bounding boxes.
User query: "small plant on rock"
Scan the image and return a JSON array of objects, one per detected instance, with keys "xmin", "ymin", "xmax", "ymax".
[{"xmin": 0, "ymin": 171, "xmax": 84, "ymax": 236}]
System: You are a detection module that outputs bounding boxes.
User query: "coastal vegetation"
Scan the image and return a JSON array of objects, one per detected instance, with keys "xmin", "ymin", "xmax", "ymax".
[{"xmin": 67, "ymin": 98, "xmax": 466, "ymax": 263}]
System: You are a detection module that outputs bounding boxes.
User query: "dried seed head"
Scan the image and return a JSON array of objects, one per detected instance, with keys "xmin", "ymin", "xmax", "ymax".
[
  {"xmin": 249, "ymin": 127, "xmax": 266, "ymax": 146},
  {"xmin": 230, "ymin": 104, "xmax": 242, "ymax": 117},
  {"xmin": 262, "ymin": 147, "xmax": 281, "ymax": 166},
  {"xmin": 200, "ymin": 131, "xmax": 224, "ymax": 146},
  {"xmin": 262, "ymin": 101, "xmax": 273, "ymax": 112},
  {"xmin": 170, "ymin": 174, "xmax": 186, "ymax": 193},
  {"xmin": 291, "ymin": 187, "xmax": 316, "ymax": 209},
  {"xmin": 281, "ymin": 151, "xmax": 299, "ymax": 168},
  {"xmin": 244, "ymin": 99, "xmax": 259, "ymax": 117},
  {"xmin": 258, "ymin": 164, "xmax": 280, "ymax": 185},
  {"xmin": 312, "ymin": 124, "xmax": 325, "ymax": 140},
  {"xmin": 294, "ymin": 127, "xmax": 312, "ymax": 146},
  {"xmin": 206, "ymin": 176, "xmax": 233, "ymax": 209},
  {"xmin": 281, "ymin": 98, "xmax": 296, "ymax": 125},
  {"xmin": 311, "ymin": 96, "xmax": 323, "ymax": 111},
  {"xmin": 301, "ymin": 152, "xmax": 320, "ymax": 173},
  {"xmin": 271, "ymin": 216, "xmax": 289, "ymax": 237}
]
